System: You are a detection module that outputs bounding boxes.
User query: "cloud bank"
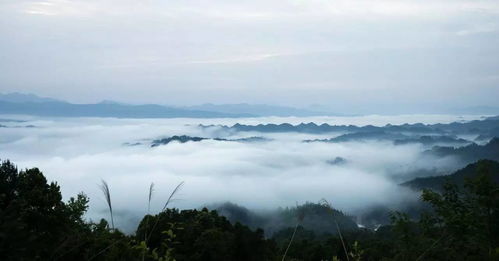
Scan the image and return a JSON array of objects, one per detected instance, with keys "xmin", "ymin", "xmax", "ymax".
[{"xmin": 0, "ymin": 114, "xmax": 481, "ymax": 231}]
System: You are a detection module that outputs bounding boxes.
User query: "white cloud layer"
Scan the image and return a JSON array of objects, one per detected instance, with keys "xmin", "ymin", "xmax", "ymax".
[{"xmin": 0, "ymin": 114, "xmax": 481, "ymax": 230}]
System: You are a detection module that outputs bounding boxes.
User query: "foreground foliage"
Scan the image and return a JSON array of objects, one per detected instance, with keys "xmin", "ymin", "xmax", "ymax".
[{"xmin": 0, "ymin": 159, "xmax": 497, "ymax": 260}]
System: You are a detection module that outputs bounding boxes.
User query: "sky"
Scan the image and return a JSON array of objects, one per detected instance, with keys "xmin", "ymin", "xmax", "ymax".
[{"xmin": 1, "ymin": 0, "xmax": 498, "ymax": 110}]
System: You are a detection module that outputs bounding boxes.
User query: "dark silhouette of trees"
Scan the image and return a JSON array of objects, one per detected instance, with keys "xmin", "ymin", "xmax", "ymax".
[{"xmin": 1, "ymin": 159, "xmax": 497, "ymax": 260}]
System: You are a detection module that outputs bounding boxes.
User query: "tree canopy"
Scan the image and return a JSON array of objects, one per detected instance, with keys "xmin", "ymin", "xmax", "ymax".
[{"xmin": 0, "ymin": 159, "xmax": 497, "ymax": 260}]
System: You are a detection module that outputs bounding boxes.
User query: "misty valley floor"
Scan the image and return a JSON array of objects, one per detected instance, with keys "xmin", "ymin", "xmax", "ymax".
[{"xmin": 0, "ymin": 114, "xmax": 495, "ymax": 231}]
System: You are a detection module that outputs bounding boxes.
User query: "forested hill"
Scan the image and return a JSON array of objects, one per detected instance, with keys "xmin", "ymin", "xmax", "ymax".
[
  {"xmin": 401, "ymin": 159, "xmax": 499, "ymax": 191},
  {"xmin": 425, "ymin": 137, "xmax": 499, "ymax": 162},
  {"xmin": 212, "ymin": 202, "xmax": 359, "ymax": 236},
  {"xmin": 150, "ymin": 135, "xmax": 270, "ymax": 147}
]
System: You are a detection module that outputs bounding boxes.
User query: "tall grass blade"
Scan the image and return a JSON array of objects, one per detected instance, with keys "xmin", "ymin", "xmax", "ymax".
[
  {"xmin": 161, "ymin": 181, "xmax": 184, "ymax": 212},
  {"xmin": 281, "ymin": 222, "xmax": 299, "ymax": 261},
  {"xmin": 143, "ymin": 182, "xmax": 155, "ymax": 261},
  {"xmin": 281, "ymin": 202, "xmax": 304, "ymax": 261},
  {"xmin": 148, "ymin": 182, "xmax": 155, "ymax": 214},
  {"xmin": 100, "ymin": 180, "xmax": 114, "ymax": 230},
  {"xmin": 147, "ymin": 181, "xmax": 184, "ymax": 243},
  {"xmin": 320, "ymin": 199, "xmax": 349, "ymax": 261}
]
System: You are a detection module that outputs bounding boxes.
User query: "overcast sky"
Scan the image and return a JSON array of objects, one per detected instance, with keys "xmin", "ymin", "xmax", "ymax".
[{"xmin": 0, "ymin": 0, "xmax": 498, "ymax": 109}]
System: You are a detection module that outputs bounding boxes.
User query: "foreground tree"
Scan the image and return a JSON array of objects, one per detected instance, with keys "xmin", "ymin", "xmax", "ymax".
[
  {"xmin": 0, "ymin": 160, "xmax": 138, "ymax": 260},
  {"xmin": 0, "ymin": 160, "xmax": 276, "ymax": 261},
  {"xmin": 1, "ymin": 158, "xmax": 497, "ymax": 260},
  {"xmin": 390, "ymin": 160, "xmax": 499, "ymax": 261},
  {"xmin": 135, "ymin": 208, "xmax": 277, "ymax": 261}
]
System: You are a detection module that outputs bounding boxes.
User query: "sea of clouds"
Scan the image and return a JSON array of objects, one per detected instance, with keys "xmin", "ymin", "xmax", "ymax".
[{"xmin": 0, "ymin": 114, "xmax": 484, "ymax": 231}]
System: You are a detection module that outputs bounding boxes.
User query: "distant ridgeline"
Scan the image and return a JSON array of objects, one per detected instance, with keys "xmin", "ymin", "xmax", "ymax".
[
  {"xmin": 0, "ymin": 93, "xmax": 329, "ymax": 118},
  {"xmin": 0, "ymin": 100, "xmax": 250, "ymax": 118},
  {"xmin": 200, "ymin": 115, "xmax": 499, "ymax": 135},
  {"xmin": 400, "ymin": 138, "xmax": 499, "ymax": 178},
  {"xmin": 200, "ymin": 115, "xmax": 499, "ymax": 145},
  {"xmin": 401, "ymin": 159, "xmax": 499, "ymax": 192},
  {"xmin": 150, "ymin": 118, "xmax": 499, "ymax": 163},
  {"xmin": 424, "ymin": 137, "xmax": 499, "ymax": 162},
  {"xmin": 150, "ymin": 135, "xmax": 270, "ymax": 147},
  {"xmin": 305, "ymin": 132, "xmax": 471, "ymax": 145}
]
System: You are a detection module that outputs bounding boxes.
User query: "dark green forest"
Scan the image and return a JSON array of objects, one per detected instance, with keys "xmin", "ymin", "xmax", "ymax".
[{"xmin": 1, "ymin": 159, "xmax": 498, "ymax": 260}]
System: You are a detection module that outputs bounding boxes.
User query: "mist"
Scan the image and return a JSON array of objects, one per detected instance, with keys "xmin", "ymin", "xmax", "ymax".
[{"xmin": 0, "ymin": 114, "xmax": 482, "ymax": 231}]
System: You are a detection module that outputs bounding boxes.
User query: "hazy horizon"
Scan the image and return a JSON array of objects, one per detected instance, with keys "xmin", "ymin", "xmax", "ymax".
[
  {"xmin": 1, "ymin": 91, "xmax": 499, "ymax": 116},
  {"xmin": 1, "ymin": 0, "xmax": 499, "ymax": 112}
]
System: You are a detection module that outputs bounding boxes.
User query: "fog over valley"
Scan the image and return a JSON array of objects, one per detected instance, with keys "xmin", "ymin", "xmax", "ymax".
[{"xmin": 1, "ymin": 114, "xmax": 496, "ymax": 232}]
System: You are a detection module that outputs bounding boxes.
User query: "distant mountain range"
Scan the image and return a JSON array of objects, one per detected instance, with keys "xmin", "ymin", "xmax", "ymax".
[
  {"xmin": 0, "ymin": 92, "xmax": 62, "ymax": 103},
  {"xmin": 0, "ymin": 93, "xmax": 250, "ymax": 118},
  {"xmin": 2, "ymin": 92, "xmax": 499, "ymax": 117},
  {"xmin": 203, "ymin": 116, "xmax": 499, "ymax": 137},
  {"xmin": 0, "ymin": 93, "xmax": 335, "ymax": 118},
  {"xmin": 0, "ymin": 100, "xmax": 244, "ymax": 118}
]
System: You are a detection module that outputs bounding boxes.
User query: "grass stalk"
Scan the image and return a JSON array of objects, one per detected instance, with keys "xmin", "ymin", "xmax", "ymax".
[
  {"xmin": 146, "ymin": 181, "xmax": 184, "ymax": 243},
  {"xmin": 281, "ymin": 202, "xmax": 304, "ymax": 261},
  {"xmin": 320, "ymin": 199, "xmax": 349, "ymax": 261},
  {"xmin": 148, "ymin": 182, "xmax": 155, "ymax": 214},
  {"xmin": 100, "ymin": 180, "xmax": 114, "ymax": 230},
  {"xmin": 281, "ymin": 222, "xmax": 299, "ymax": 261},
  {"xmin": 143, "ymin": 182, "xmax": 155, "ymax": 261}
]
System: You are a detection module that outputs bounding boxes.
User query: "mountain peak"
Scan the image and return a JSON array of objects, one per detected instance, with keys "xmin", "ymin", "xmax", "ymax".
[{"xmin": 0, "ymin": 92, "xmax": 63, "ymax": 103}]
